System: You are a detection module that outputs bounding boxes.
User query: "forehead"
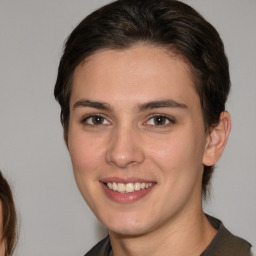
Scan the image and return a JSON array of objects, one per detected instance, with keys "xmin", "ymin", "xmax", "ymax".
[{"xmin": 71, "ymin": 46, "xmax": 199, "ymax": 109}]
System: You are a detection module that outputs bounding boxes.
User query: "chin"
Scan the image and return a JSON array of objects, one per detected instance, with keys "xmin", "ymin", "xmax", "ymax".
[
  {"xmin": 109, "ymin": 224, "xmax": 150, "ymax": 237},
  {"xmin": 101, "ymin": 213, "xmax": 153, "ymax": 237}
]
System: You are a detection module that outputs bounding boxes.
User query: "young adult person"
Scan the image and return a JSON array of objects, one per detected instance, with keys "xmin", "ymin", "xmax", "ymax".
[
  {"xmin": 54, "ymin": 0, "xmax": 252, "ymax": 255},
  {"xmin": 0, "ymin": 171, "xmax": 17, "ymax": 256}
]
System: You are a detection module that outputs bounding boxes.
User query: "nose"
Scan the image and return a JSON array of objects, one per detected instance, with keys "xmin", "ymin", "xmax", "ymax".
[{"xmin": 105, "ymin": 125, "xmax": 145, "ymax": 169}]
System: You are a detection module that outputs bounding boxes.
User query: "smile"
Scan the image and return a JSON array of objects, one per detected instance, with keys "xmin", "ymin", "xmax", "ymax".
[
  {"xmin": 106, "ymin": 182, "xmax": 153, "ymax": 193},
  {"xmin": 101, "ymin": 179, "xmax": 156, "ymax": 203}
]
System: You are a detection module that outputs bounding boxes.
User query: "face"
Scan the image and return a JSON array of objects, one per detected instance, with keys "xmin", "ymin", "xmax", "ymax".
[{"xmin": 68, "ymin": 46, "xmax": 209, "ymax": 236}]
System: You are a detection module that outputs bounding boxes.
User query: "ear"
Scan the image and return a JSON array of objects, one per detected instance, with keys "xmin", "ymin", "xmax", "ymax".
[{"xmin": 202, "ymin": 111, "xmax": 231, "ymax": 166}]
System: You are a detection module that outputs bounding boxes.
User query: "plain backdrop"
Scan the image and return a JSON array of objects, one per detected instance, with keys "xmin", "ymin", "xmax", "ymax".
[{"xmin": 0, "ymin": 0, "xmax": 255, "ymax": 255}]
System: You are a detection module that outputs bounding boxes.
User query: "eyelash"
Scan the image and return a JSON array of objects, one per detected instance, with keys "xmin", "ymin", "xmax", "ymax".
[
  {"xmin": 81, "ymin": 114, "xmax": 175, "ymax": 127},
  {"xmin": 144, "ymin": 114, "xmax": 175, "ymax": 127},
  {"xmin": 81, "ymin": 114, "xmax": 111, "ymax": 126}
]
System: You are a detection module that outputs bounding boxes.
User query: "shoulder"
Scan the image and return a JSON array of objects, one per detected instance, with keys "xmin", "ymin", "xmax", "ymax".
[
  {"xmin": 84, "ymin": 236, "xmax": 111, "ymax": 256},
  {"xmin": 202, "ymin": 215, "xmax": 252, "ymax": 256}
]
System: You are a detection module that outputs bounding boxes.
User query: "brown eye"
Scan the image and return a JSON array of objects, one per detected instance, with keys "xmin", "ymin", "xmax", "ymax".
[
  {"xmin": 146, "ymin": 115, "xmax": 174, "ymax": 126},
  {"xmin": 84, "ymin": 115, "xmax": 110, "ymax": 125},
  {"xmin": 91, "ymin": 115, "xmax": 104, "ymax": 124},
  {"xmin": 154, "ymin": 116, "xmax": 168, "ymax": 125}
]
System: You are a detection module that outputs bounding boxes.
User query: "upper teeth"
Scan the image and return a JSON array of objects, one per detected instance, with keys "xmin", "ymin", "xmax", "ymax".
[{"xmin": 107, "ymin": 182, "xmax": 153, "ymax": 193}]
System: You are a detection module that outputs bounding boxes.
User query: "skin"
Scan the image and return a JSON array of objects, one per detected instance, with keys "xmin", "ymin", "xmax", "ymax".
[{"xmin": 67, "ymin": 45, "xmax": 231, "ymax": 256}]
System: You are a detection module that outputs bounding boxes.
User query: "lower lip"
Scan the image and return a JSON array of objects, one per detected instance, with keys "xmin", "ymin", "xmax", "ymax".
[{"xmin": 101, "ymin": 183, "xmax": 155, "ymax": 204}]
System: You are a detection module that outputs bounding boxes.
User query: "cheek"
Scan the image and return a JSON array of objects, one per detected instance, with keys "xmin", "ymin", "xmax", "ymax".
[
  {"xmin": 146, "ymin": 130, "xmax": 205, "ymax": 181},
  {"xmin": 68, "ymin": 132, "xmax": 104, "ymax": 174},
  {"xmin": 146, "ymin": 132, "xmax": 197, "ymax": 165},
  {"xmin": 67, "ymin": 132, "xmax": 105, "ymax": 207}
]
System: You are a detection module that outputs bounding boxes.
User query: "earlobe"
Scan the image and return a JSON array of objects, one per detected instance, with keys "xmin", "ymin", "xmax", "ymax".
[{"xmin": 202, "ymin": 111, "xmax": 231, "ymax": 166}]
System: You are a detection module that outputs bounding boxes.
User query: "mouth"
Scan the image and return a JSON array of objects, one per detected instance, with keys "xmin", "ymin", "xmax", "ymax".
[
  {"xmin": 105, "ymin": 182, "xmax": 153, "ymax": 193},
  {"xmin": 100, "ymin": 178, "xmax": 156, "ymax": 203}
]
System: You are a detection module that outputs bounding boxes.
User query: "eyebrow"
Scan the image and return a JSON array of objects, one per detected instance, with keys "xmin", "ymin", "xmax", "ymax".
[
  {"xmin": 73, "ymin": 99, "xmax": 111, "ymax": 111},
  {"xmin": 138, "ymin": 99, "xmax": 188, "ymax": 112},
  {"xmin": 72, "ymin": 98, "xmax": 188, "ymax": 112}
]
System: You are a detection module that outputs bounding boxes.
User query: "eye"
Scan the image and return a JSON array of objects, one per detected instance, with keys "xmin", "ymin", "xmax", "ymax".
[
  {"xmin": 146, "ymin": 115, "xmax": 174, "ymax": 126},
  {"xmin": 83, "ymin": 115, "xmax": 110, "ymax": 125}
]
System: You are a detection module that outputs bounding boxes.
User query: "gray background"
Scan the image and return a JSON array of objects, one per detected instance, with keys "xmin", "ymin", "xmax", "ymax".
[{"xmin": 0, "ymin": 0, "xmax": 255, "ymax": 255}]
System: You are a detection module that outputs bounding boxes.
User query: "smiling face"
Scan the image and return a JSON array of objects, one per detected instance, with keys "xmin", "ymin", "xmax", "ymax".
[{"xmin": 67, "ymin": 45, "xmax": 209, "ymax": 236}]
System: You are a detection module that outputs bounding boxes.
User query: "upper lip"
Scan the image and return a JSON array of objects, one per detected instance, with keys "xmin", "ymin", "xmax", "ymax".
[{"xmin": 100, "ymin": 177, "xmax": 156, "ymax": 184}]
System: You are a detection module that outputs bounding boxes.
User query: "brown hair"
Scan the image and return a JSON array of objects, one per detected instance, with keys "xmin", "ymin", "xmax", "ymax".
[
  {"xmin": 0, "ymin": 171, "xmax": 17, "ymax": 256},
  {"xmin": 54, "ymin": 0, "xmax": 230, "ymax": 197}
]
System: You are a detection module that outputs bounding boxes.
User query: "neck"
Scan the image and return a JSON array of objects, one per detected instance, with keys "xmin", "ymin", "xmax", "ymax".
[{"xmin": 109, "ymin": 209, "xmax": 217, "ymax": 256}]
